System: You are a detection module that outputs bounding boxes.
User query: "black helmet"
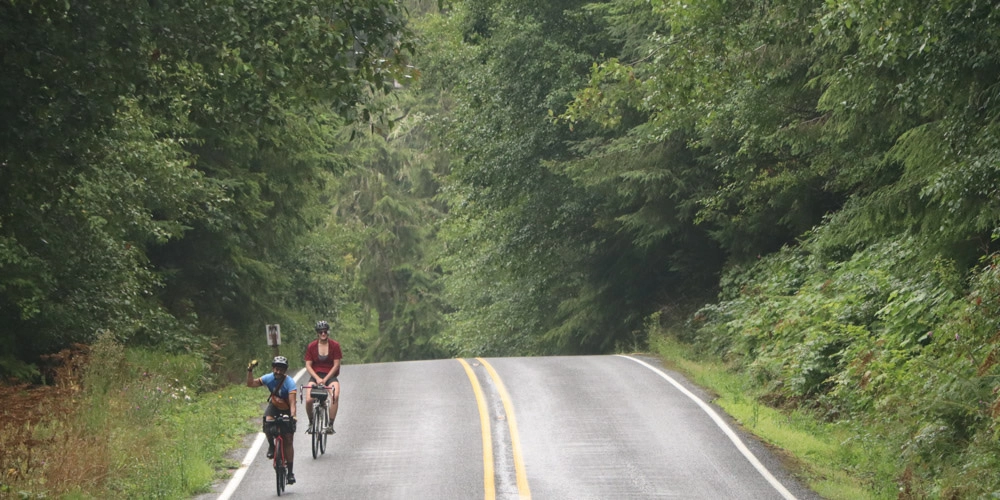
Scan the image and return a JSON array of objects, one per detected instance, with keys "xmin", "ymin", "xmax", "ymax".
[
  {"xmin": 272, "ymin": 356, "xmax": 288, "ymax": 368},
  {"xmin": 314, "ymin": 320, "xmax": 330, "ymax": 332}
]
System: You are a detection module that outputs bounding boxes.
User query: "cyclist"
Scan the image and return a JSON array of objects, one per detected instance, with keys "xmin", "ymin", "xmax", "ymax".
[
  {"xmin": 247, "ymin": 355, "xmax": 298, "ymax": 485},
  {"xmin": 304, "ymin": 320, "xmax": 343, "ymax": 434}
]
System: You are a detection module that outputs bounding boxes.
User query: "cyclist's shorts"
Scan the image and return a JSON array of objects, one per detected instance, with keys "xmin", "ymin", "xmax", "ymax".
[
  {"xmin": 263, "ymin": 402, "xmax": 291, "ymax": 419},
  {"xmin": 309, "ymin": 372, "xmax": 339, "ymax": 384}
]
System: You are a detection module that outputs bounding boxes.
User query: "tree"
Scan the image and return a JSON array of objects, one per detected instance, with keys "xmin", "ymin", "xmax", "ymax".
[{"xmin": 330, "ymin": 89, "xmax": 448, "ymax": 362}]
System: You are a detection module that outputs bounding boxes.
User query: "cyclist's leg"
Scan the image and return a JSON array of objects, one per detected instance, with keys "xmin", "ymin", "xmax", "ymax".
[
  {"xmin": 263, "ymin": 404, "xmax": 280, "ymax": 458},
  {"xmin": 304, "ymin": 383, "xmax": 314, "ymax": 431},
  {"xmin": 284, "ymin": 430, "xmax": 295, "ymax": 464},
  {"xmin": 330, "ymin": 377, "xmax": 340, "ymax": 429},
  {"xmin": 262, "ymin": 416, "xmax": 274, "ymax": 454},
  {"xmin": 283, "ymin": 412, "xmax": 296, "ymax": 483}
]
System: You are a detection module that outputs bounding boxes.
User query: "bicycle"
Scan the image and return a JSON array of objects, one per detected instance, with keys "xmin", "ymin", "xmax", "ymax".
[
  {"xmin": 302, "ymin": 384, "xmax": 333, "ymax": 459},
  {"xmin": 265, "ymin": 414, "xmax": 294, "ymax": 495}
]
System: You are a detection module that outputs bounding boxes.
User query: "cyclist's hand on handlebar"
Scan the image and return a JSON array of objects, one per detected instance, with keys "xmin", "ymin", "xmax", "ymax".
[{"xmin": 247, "ymin": 359, "xmax": 259, "ymax": 371}]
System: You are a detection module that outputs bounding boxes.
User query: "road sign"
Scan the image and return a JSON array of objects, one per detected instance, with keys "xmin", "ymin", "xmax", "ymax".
[{"xmin": 266, "ymin": 324, "xmax": 281, "ymax": 347}]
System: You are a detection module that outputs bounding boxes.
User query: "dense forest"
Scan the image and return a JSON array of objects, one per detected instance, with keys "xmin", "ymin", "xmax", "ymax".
[{"xmin": 4, "ymin": 0, "xmax": 1000, "ymax": 497}]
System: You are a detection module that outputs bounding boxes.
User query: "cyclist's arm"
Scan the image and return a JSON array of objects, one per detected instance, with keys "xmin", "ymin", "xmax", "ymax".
[
  {"xmin": 305, "ymin": 358, "xmax": 321, "ymax": 383},
  {"xmin": 327, "ymin": 359, "xmax": 341, "ymax": 382},
  {"xmin": 331, "ymin": 341, "xmax": 343, "ymax": 378},
  {"xmin": 247, "ymin": 369, "xmax": 263, "ymax": 388},
  {"xmin": 281, "ymin": 376, "xmax": 298, "ymax": 419},
  {"xmin": 304, "ymin": 343, "xmax": 321, "ymax": 383}
]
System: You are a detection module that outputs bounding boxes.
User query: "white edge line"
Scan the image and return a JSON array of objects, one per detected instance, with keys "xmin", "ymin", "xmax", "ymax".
[
  {"xmin": 618, "ymin": 355, "xmax": 798, "ymax": 500},
  {"xmin": 217, "ymin": 367, "xmax": 308, "ymax": 500}
]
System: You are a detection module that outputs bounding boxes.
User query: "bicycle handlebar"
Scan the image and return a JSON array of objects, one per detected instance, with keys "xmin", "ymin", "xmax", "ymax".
[{"xmin": 301, "ymin": 384, "xmax": 333, "ymax": 390}]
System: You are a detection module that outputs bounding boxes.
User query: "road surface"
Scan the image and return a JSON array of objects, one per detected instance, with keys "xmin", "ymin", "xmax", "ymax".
[{"xmin": 210, "ymin": 355, "xmax": 820, "ymax": 499}]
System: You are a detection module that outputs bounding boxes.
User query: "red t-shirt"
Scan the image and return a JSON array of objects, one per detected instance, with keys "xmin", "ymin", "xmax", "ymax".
[{"xmin": 305, "ymin": 339, "xmax": 342, "ymax": 376}]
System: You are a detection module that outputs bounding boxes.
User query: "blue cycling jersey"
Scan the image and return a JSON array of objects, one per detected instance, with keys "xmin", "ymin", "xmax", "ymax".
[{"xmin": 261, "ymin": 372, "xmax": 296, "ymax": 400}]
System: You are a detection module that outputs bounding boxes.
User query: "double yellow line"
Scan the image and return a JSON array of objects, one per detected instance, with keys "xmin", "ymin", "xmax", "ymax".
[{"xmin": 458, "ymin": 358, "xmax": 532, "ymax": 500}]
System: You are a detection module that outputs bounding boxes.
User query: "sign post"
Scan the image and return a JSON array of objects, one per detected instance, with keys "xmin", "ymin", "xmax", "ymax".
[{"xmin": 266, "ymin": 324, "xmax": 281, "ymax": 357}]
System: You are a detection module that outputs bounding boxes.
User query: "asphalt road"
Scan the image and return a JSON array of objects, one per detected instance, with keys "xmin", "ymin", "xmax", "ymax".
[{"xmin": 208, "ymin": 355, "xmax": 821, "ymax": 499}]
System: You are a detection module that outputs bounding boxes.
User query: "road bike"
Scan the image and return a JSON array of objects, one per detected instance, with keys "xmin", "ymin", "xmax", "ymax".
[
  {"xmin": 303, "ymin": 384, "xmax": 333, "ymax": 459},
  {"xmin": 265, "ymin": 414, "xmax": 294, "ymax": 496}
]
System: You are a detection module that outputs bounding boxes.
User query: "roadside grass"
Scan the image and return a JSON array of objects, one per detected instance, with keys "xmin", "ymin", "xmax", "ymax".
[
  {"xmin": 648, "ymin": 334, "xmax": 896, "ymax": 500},
  {"xmin": 0, "ymin": 334, "xmax": 263, "ymax": 499}
]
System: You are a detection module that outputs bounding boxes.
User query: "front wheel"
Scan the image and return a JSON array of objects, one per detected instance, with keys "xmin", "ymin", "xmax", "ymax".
[
  {"xmin": 312, "ymin": 406, "xmax": 322, "ymax": 458},
  {"xmin": 319, "ymin": 408, "xmax": 329, "ymax": 455},
  {"xmin": 274, "ymin": 437, "xmax": 286, "ymax": 495}
]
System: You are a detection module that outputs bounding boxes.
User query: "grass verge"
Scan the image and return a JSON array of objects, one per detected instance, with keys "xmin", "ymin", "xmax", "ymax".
[
  {"xmin": 0, "ymin": 334, "xmax": 264, "ymax": 499},
  {"xmin": 649, "ymin": 334, "xmax": 896, "ymax": 500}
]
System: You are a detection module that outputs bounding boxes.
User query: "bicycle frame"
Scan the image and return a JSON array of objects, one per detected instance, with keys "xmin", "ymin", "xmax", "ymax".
[{"xmin": 266, "ymin": 415, "xmax": 293, "ymax": 495}]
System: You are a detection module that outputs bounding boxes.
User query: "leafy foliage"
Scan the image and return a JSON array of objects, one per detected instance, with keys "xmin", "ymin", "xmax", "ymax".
[
  {"xmin": 419, "ymin": 0, "xmax": 728, "ymax": 355},
  {"xmin": 689, "ymin": 234, "xmax": 1000, "ymax": 495},
  {"xmin": 0, "ymin": 0, "xmax": 415, "ymax": 376}
]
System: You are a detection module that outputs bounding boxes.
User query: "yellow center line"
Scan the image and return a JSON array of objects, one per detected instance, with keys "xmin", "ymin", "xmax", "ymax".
[
  {"xmin": 458, "ymin": 358, "xmax": 496, "ymax": 500},
  {"xmin": 477, "ymin": 357, "xmax": 532, "ymax": 500}
]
